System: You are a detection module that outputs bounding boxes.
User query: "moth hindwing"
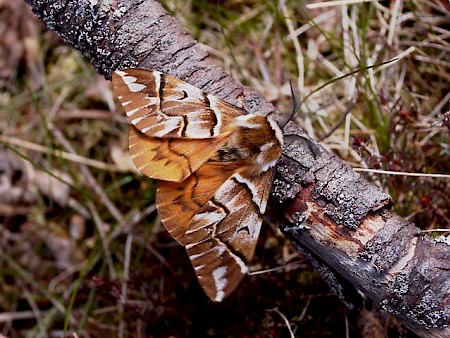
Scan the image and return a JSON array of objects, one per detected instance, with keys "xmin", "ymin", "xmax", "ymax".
[{"xmin": 112, "ymin": 68, "xmax": 284, "ymax": 302}]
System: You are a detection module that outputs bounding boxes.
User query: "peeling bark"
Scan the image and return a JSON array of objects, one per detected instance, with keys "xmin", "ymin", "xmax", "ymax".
[{"xmin": 24, "ymin": 0, "xmax": 449, "ymax": 337}]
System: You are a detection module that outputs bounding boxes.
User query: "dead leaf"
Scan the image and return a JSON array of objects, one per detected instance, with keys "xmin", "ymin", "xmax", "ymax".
[
  {"xmin": 69, "ymin": 214, "xmax": 86, "ymax": 241},
  {"xmin": 0, "ymin": 0, "xmax": 44, "ymax": 89},
  {"xmin": 110, "ymin": 141, "xmax": 139, "ymax": 173},
  {"xmin": 358, "ymin": 308, "xmax": 387, "ymax": 338},
  {"xmin": 0, "ymin": 147, "xmax": 72, "ymax": 207}
]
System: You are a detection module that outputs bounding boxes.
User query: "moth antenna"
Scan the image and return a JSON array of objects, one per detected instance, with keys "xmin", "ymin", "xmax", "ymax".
[
  {"xmin": 279, "ymin": 60, "xmax": 399, "ymax": 163},
  {"xmin": 281, "ymin": 80, "xmax": 301, "ymax": 129},
  {"xmin": 281, "ymin": 58, "xmax": 399, "ymax": 130},
  {"xmin": 283, "ymin": 134, "xmax": 321, "ymax": 160},
  {"xmin": 279, "ymin": 153, "xmax": 308, "ymax": 170},
  {"xmin": 279, "ymin": 81, "xmax": 321, "ymax": 160}
]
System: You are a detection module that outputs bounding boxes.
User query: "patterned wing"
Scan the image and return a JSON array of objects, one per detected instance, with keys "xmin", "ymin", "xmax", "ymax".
[
  {"xmin": 113, "ymin": 68, "xmax": 283, "ymax": 302},
  {"xmin": 129, "ymin": 127, "xmax": 230, "ymax": 182},
  {"xmin": 156, "ymin": 162, "xmax": 241, "ymax": 245},
  {"xmin": 113, "ymin": 69, "xmax": 244, "ymax": 139},
  {"xmin": 184, "ymin": 169, "xmax": 274, "ymax": 302}
]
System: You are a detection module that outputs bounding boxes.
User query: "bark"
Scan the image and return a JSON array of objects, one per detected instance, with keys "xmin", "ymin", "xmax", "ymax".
[{"xmin": 24, "ymin": 0, "xmax": 449, "ymax": 337}]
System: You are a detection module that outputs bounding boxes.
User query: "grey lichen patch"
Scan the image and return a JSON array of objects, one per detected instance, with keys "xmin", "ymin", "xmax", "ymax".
[
  {"xmin": 292, "ymin": 211, "xmax": 308, "ymax": 225},
  {"xmin": 435, "ymin": 235, "xmax": 450, "ymax": 245},
  {"xmin": 28, "ymin": 1, "xmax": 67, "ymax": 30},
  {"xmin": 284, "ymin": 137, "xmax": 319, "ymax": 167},
  {"xmin": 359, "ymin": 216, "xmax": 417, "ymax": 272},
  {"xmin": 27, "ymin": 0, "xmax": 167, "ymax": 77},
  {"xmin": 313, "ymin": 161, "xmax": 391, "ymax": 230},
  {"xmin": 276, "ymin": 124, "xmax": 391, "ymax": 230},
  {"xmin": 272, "ymin": 154, "xmax": 316, "ymax": 203},
  {"xmin": 288, "ymin": 212, "xmax": 311, "ymax": 232},
  {"xmin": 272, "ymin": 129, "xmax": 393, "ymax": 234},
  {"xmin": 27, "ymin": 0, "xmax": 122, "ymax": 75},
  {"xmin": 271, "ymin": 177, "xmax": 287, "ymax": 202},
  {"xmin": 381, "ymin": 278, "xmax": 449, "ymax": 328},
  {"xmin": 113, "ymin": 6, "xmax": 128, "ymax": 20},
  {"xmin": 380, "ymin": 236, "xmax": 450, "ymax": 328},
  {"xmin": 314, "ymin": 263, "xmax": 356, "ymax": 310}
]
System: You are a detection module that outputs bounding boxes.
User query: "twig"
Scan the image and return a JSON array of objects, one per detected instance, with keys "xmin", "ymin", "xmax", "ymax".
[
  {"xmin": 51, "ymin": 127, "xmax": 124, "ymax": 223},
  {"xmin": 306, "ymin": 0, "xmax": 375, "ymax": 9},
  {"xmin": 353, "ymin": 168, "xmax": 450, "ymax": 179},
  {"xmin": 0, "ymin": 135, "xmax": 127, "ymax": 172},
  {"xmin": 267, "ymin": 308, "xmax": 295, "ymax": 338}
]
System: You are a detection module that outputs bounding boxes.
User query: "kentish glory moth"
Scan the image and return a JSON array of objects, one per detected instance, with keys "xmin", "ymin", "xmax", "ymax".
[{"xmin": 112, "ymin": 68, "xmax": 283, "ymax": 302}]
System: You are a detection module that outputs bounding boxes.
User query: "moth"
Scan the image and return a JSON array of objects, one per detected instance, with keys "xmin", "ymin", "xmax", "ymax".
[{"xmin": 112, "ymin": 68, "xmax": 283, "ymax": 302}]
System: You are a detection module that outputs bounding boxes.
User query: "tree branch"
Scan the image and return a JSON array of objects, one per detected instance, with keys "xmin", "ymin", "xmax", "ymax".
[{"xmin": 24, "ymin": 0, "xmax": 449, "ymax": 337}]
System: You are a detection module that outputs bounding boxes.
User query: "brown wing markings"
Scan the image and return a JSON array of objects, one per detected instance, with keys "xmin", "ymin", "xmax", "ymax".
[
  {"xmin": 180, "ymin": 90, "xmax": 189, "ymax": 100},
  {"xmin": 113, "ymin": 69, "xmax": 160, "ymax": 123},
  {"xmin": 156, "ymin": 162, "xmax": 239, "ymax": 245},
  {"xmin": 216, "ymin": 171, "xmax": 273, "ymax": 261},
  {"xmin": 187, "ymin": 173, "xmax": 205, "ymax": 208},
  {"xmin": 167, "ymin": 138, "xmax": 193, "ymax": 175},
  {"xmin": 157, "ymin": 72, "xmax": 223, "ymax": 138},
  {"xmin": 185, "ymin": 173, "xmax": 268, "ymax": 260},
  {"xmin": 114, "ymin": 68, "xmax": 284, "ymax": 302},
  {"xmin": 156, "ymin": 173, "xmax": 201, "ymax": 244},
  {"xmin": 181, "ymin": 115, "xmax": 188, "ymax": 137},
  {"xmin": 228, "ymin": 169, "xmax": 273, "ymax": 217},
  {"xmin": 129, "ymin": 130, "xmax": 195, "ymax": 182},
  {"xmin": 185, "ymin": 210, "xmax": 248, "ymax": 303},
  {"xmin": 189, "ymin": 173, "xmax": 265, "ymax": 243},
  {"xmin": 158, "ymin": 72, "xmax": 165, "ymax": 115},
  {"xmin": 186, "ymin": 195, "xmax": 254, "ymax": 267},
  {"xmin": 191, "ymin": 238, "xmax": 247, "ymax": 302},
  {"xmin": 128, "ymin": 127, "xmax": 190, "ymax": 182},
  {"xmin": 231, "ymin": 176, "xmax": 261, "ymax": 211},
  {"xmin": 184, "ymin": 197, "xmax": 230, "ymax": 249},
  {"xmin": 129, "ymin": 125, "xmax": 233, "ymax": 182},
  {"xmin": 184, "ymin": 172, "xmax": 273, "ymax": 301},
  {"xmin": 114, "ymin": 68, "xmax": 247, "ymax": 139},
  {"xmin": 202, "ymin": 94, "xmax": 218, "ymax": 137}
]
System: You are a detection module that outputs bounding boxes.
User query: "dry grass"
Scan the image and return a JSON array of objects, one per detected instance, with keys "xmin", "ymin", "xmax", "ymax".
[{"xmin": 0, "ymin": 0, "xmax": 449, "ymax": 337}]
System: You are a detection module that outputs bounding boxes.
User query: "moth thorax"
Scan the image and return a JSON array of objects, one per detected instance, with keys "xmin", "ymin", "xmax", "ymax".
[{"xmin": 220, "ymin": 114, "xmax": 283, "ymax": 175}]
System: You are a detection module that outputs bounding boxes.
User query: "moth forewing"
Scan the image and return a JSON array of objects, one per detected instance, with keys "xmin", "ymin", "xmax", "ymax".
[{"xmin": 113, "ymin": 69, "xmax": 243, "ymax": 139}]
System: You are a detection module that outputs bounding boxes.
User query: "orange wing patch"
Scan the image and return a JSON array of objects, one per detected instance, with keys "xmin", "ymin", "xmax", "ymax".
[
  {"xmin": 156, "ymin": 162, "xmax": 241, "ymax": 245},
  {"xmin": 129, "ymin": 126, "xmax": 231, "ymax": 182}
]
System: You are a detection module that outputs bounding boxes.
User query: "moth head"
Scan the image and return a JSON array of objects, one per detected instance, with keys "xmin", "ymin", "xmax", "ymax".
[{"xmin": 234, "ymin": 114, "xmax": 283, "ymax": 175}]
